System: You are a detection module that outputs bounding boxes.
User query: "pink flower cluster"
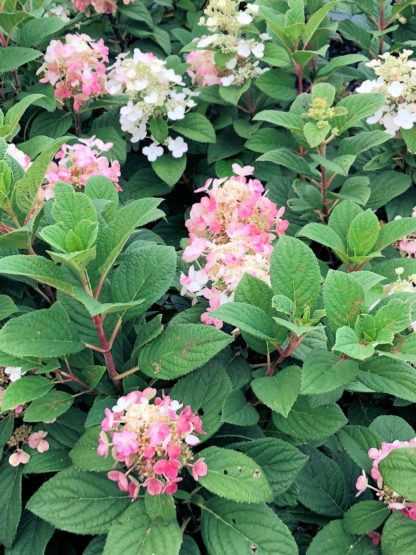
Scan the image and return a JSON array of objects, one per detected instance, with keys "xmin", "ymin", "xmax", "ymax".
[
  {"xmin": 71, "ymin": 0, "xmax": 135, "ymax": 14},
  {"xmin": 42, "ymin": 137, "xmax": 121, "ymax": 199},
  {"xmin": 180, "ymin": 164, "xmax": 289, "ymax": 328},
  {"xmin": 9, "ymin": 431, "xmax": 49, "ymax": 467},
  {"xmin": 186, "ymin": 51, "xmax": 221, "ymax": 87},
  {"xmin": 397, "ymin": 208, "xmax": 416, "ymax": 257},
  {"xmin": 97, "ymin": 388, "xmax": 207, "ymax": 498},
  {"xmin": 37, "ymin": 34, "xmax": 109, "ymax": 111},
  {"xmin": 356, "ymin": 438, "xmax": 416, "ymax": 520}
]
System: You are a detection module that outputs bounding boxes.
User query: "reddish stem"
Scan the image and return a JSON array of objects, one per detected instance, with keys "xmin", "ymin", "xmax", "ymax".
[
  {"xmin": 92, "ymin": 315, "xmax": 122, "ymax": 393},
  {"xmin": 293, "ymin": 61, "xmax": 303, "ymax": 94},
  {"xmin": 267, "ymin": 333, "xmax": 307, "ymax": 376},
  {"xmin": 12, "ymin": 70, "xmax": 22, "ymax": 92},
  {"xmin": 379, "ymin": 1, "xmax": 385, "ymax": 55}
]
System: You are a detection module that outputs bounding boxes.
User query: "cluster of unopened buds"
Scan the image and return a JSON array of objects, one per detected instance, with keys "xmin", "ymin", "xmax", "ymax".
[
  {"xmin": 38, "ymin": 33, "xmax": 109, "ymax": 111},
  {"xmin": 43, "ymin": 137, "xmax": 121, "ymax": 199},
  {"xmin": 97, "ymin": 388, "xmax": 207, "ymax": 498},
  {"xmin": 0, "ymin": 367, "xmax": 50, "ymax": 467},
  {"xmin": 180, "ymin": 164, "xmax": 289, "ymax": 328},
  {"xmin": 356, "ymin": 50, "xmax": 416, "ymax": 137},
  {"xmin": 106, "ymin": 49, "xmax": 197, "ymax": 161},
  {"xmin": 356, "ymin": 438, "xmax": 416, "ymax": 520},
  {"xmin": 71, "ymin": 0, "xmax": 135, "ymax": 15},
  {"xmin": 187, "ymin": 0, "xmax": 270, "ymax": 88}
]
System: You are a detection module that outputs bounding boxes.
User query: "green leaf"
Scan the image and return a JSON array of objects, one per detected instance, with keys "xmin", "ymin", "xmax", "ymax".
[
  {"xmin": 0, "ymin": 47, "xmax": 41, "ymax": 73},
  {"xmin": 138, "ymin": 323, "xmax": 232, "ymax": 379},
  {"xmin": 367, "ymin": 171, "xmax": 412, "ymax": 211},
  {"xmin": 307, "ymin": 519, "xmax": 376, "ymax": 554},
  {"xmin": 379, "ymin": 447, "xmax": 416, "ymax": 502},
  {"xmin": 1, "ymin": 376, "xmax": 54, "ymax": 411},
  {"xmin": 304, "ymin": 122, "xmax": 330, "ymax": 148},
  {"xmin": 272, "ymin": 397, "xmax": 348, "ymax": 442},
  {"xmin": 297, "ymin": 223, "xmax": 346, "ymax": 260},
  {"xmin": 201, "ymin": 498, "xmax": 298, "ymax": 555},
  {"xmin": 0, "ymin": 461, "xmax": 22, "ymax": 548},
  {"xmin": 198, "ymin": 446, "xmax": 273, "ymax": 503},
  {"xmin": 3, "ymin": 94, "xmax": 45, "ymax": 141},
  {"xmin": 344, "ymin": 501, "xmax": 390, "ymax": 535},
  {"xmin": 347, "ymin": 210, "xmax": 380, "ymax": 256},
  {"xmin": 221, "ymin": 390, "xmax": 259, "ymax": 426},
  {"xmin": 144, "ymin": 492, "xmax": 176, "ymax": 523},
  {"xmin": 258, "ymin": 148, "xmax": 319, "ymax": 179},
  {"xmin": 151, "ymin": 155, "xmax": 186, "ymax": 187},
  {"xmin": 234, "ymin": 438, "xmax": 308, "ymax": 496},
  {"xmin": 270, "ymin": 236, "xmax": 321, "ymax": 310},
  {"xmin": 172, "ymin": 112, "xmax": 216, "ymax": 143},
  {"xmin": 18, "ymin": 16, "xmax": 66, "ymax": 47},
  {"xmin": 301, "ymin": 350, "xmax": 359, "ymax": 394},
  {"xmin": 111, "ymin": 245, "xmax": 176, "ymax": 320},
  {"xmin": 30, "ymin": 111, "xmax": 72, "ymax": 139},
  {"xmin": 252, "ymin": 366, "xmax": 301, "ymax": 417},
  {"xmin": 0, "ymin": 303, "xmax": 84, "ymax": 358},
  {"xmin": 70, "ymin": 426, "xmax": 114, "ymax": 472},
  {"xmin": 297, "ymin": 448, "xmax": 348, "ymax": 517},
  {"xmin": 4, "ymin": 511, "xmax": 54, "ymax": 555},
  {"xmin": 51, "ymin": 182, "xmax": 97, "ymax": 233},
  {"xmin": 27, "ymin": 467, "xmax": 130, "ymax": 534},
  {"xmin": 334, "ymin": 326, "xmax": 374, "ymax": 360},
  {"xmin": 358, "ymin": 357, "xmax": 416, "ymax": 402},
  {"xmin": 0, "ymin": 295, "xmax": 18, "ymax": 320},
  {"xmin": 149, "ymin": 117, "xmax": 168, "ymax": 144},
  {"xmin": 171, "ymin": 361, "xmax": 232, "ymax": 440},
  {"xmin": 218, "ymin": 80, "xmax": 250, "ymax": 105},
  {"xmin": 302, "ymin": 0, "xmax": 340, "ymax": 45},
  {"xmin": 13, "ymin": 137, "xmax": 69, "ymax": 215},
  {"xmin": 23, "ymin": 390, "xmax": 73, "ymax": 422},
  {"xmin": 370, "ymin": 415, "xmax": 415, "ymax": 443},
  {"xmin": 85, "ymin": 176, "xmax": 118, "ymax": 220},
  {"xmin": 73, "ymin": 287, "xmax": 143, "ymax": 318},
  {"xmin": 375, "ymin": 217, "xmax": 416, "ymax": 251},
  {"xmin": 94, "ymin": 197, "xmax": 163, "ymax": 279},
  {"xmin": 338, "ymin": 426, "xmax": 382, "ymax": 474},
  {"xmin": 382, "ymin": 511, "xmax": 416, "ymax": 554},
  {"xmin": 0, "ymin": 255, "xmax": 75, "ymax": 295},
  {"xmin": 253, "ymin": 110, "xmax": 303, "ymax": 131},
  {"xmin": 104, "ymin": 500, "xmax": 181, "ymax": 555},
  {"xmin": 212, "ymin": 302, "xmax": 282, "ymax": 342},
  {"xmin": 323, "ymin": 271, "xmax": 365, "ymax": 331},
  {"xmin": 317, "ymin": 54, "xmax": 368, "ymax": 77},
  {"xmin": 374, "ymin": 298, "xmax": 412, "ymax": 335},
  {"xmin": 333, "ymin": 93, "xmax": 386, "ymax": 133},
  {"xmin": 311, "ymin": 83, "xmax": 336, "ymax": 106},
  {"xmin": 338, "ymin": 130, "xmax": 390, "ymax": 155},
  {"xmin": 255, "ymin": 70, "xmax": 296, "ymax": 102}
]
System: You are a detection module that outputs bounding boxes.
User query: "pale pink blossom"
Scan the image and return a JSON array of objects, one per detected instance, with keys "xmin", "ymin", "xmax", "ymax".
[
  {"xmin": 192, "ymin": 458, "xmax": 208, "ymax": 480},
  {"xmin": 38, "ymin": 34, "xmax": 109, "ymax": 111},
  {"xmin": 181, "ymin": 167, "xmax": 288, "ymax": 327},
  {"xmin": 355, "ymin": 470, "xmax": 368, "ymax": 496},
  {"xmin": 98, "ymin": 390, "xmax": 206, "ymax": 497},
  {"xmin": 43, "ymin": 139, "xmax": 121, "ymax": 198},
  {"xmin": 186, "ymin": 50, "xmax": 221, "ymax": 87},
  {"xmin": 28, "ymin": 431, "xmax": 49, "ymax": 453},
  {"xmin": 9, "ymin": 449, "xmax": 30, "ymax": 467}
]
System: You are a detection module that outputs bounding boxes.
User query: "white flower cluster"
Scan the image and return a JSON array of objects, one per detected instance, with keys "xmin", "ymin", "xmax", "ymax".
[
  {"xmin": 356, "ymin": 50, "xmax": 416, "ymax": 136},
  {"xmin": 106, "ymin": 49, "xmax": 198, "ymax": 161},
  {"xmin": 44, "ymin": 2, "xmax": 71, "ymax": 21},
  {"xmin": 196, "ymin": 0, "xmax": 270, "ymax": 87}
]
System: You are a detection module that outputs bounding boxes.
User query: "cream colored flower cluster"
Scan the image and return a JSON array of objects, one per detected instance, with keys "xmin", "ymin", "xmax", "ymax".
[
  {"xmin": 356, "ymin": 50, "xmax": 416, "ymax": 136},
  {"xmin": 191, "ymin": 0, "xmax": 270, "ymax": 87},
  {"xmin": 107, "ymin": 49, "xmax": 197, "ymax": 160}
]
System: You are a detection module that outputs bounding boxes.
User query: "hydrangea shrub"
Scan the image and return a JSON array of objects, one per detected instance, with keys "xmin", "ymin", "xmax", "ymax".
[{"xmin": 1, "ymin": 0, "xmax": 416, "ymax": 553}]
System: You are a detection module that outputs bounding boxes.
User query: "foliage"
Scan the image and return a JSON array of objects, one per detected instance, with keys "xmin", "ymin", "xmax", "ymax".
[{"xmin": 1, "ymin": 0, "xmax": 416, "ymax": 553}]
